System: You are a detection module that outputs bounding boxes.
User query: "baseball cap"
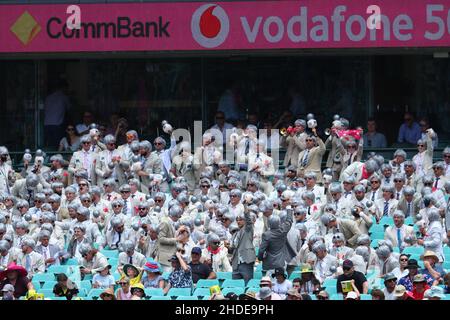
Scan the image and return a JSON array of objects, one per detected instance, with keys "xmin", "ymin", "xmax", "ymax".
[
  {"xmin": 384, "ymin": 273, "xmax": 397, "ymax": 282},
  {"xmin": 413, "ymin": 274, "xmax": 426, "ymax": 283},
  {"xmin": 394, "ymin": 285, "xmax": 406, "ymax": 297},
  {"xmin": 191, "ymin": 247, "xmax": 202, "ymax": 255},
  {"xmin": 342, "ymin": 259, "xmax": 354, "ymax": 269},
  {"xmin": 1, "ymin": 284, "xmax": 14, "ymax": 292}
]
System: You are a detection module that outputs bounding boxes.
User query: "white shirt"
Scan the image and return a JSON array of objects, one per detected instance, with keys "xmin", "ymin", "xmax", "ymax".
[
  {"xmin": 210, "ymin": 123, "xmax": 235, "ymax": 145},
  {"xmin": 272, "ymin": 280, "xmax": 292, "ymax": 299}
]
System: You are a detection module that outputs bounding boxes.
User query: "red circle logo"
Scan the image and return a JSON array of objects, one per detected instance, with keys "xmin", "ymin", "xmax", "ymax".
[{"xmin": 192, "ymin": 4, "xmax": 229, "ymax": 48}]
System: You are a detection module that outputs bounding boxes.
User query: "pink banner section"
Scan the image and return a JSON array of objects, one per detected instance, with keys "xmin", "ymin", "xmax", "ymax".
[{"xmin": 1, "ymin": 0, "xmax": 450, "ymax": 53}]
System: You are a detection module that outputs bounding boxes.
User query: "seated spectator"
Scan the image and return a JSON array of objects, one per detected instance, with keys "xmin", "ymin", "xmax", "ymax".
[
  {"xmin": 420, "ymin": 251, "xmax": 446, "ymax": 282},
  {"xmin": 445, "ymin": 273, "xmax": 450, "ymax": 294},
  {"xmin": 363, "ymin": 118, "xmax": 387, "ymax": 148},
  {"xmin": 53, "ymin": 273, "xmax": 79, "ymax": 300},
  {"xmin": 115, "ymin": 276, "xmax": 132, "ymax": 300},
  {"xmin": 344, "ymin": 290, "xmax": 359, "ymax": 300},
  {"xmin": 1, "ymin": 284, "xmax": 15, "ymax": 300},
  {"xmin": 189, "ymin": 247, "xmax": 216, "ymax": 284},
  {"xmin": 118, "ymin": 264, "xmax": 143, "ymax": 287},
  {"xmin": 59, "ymin": 124, "xmax": 81, "ymax": 152},
  {"xmin": 371, "ymin": 288, "xmax": 385, "ymax": 300},
  {"xmin": 394, "ymin": 285, "xmax": 414, "ymax": 300},
  {"xmin": 0, "ymin": 263, "xmax": 32, "ymax": 299},
  {"xmin": 336, "ymin": 259, "xmax": 368, "ymax": 295},
  {"xmin": 257, "ymin": 276, "xmax": 282, "ymax": 300},
  {"xmin": 424, "ymin": 286, "xmax": 446, "ymax": 300},
  {"xmin": 141, "ymin": 258, "xmax": 165, "ymax": 289},
  {"xmin": 164, "ymin": 253, "xmax": 192, "ymax": 294},
  {"xmin": 130, "ymin": 283, "xmax": 146, "ymax": 300},
  {"xmin": 210, "ymin": 111, "xmax": 235, "ymax": 146},
  {"xmin": 408, "ymin": 274, "xmax": 430, "ymax": 300},
  {"xmin": 397, "ymin": 112, "xmax": 421, "ymax": 145},
  {"xmin": 286, "ymin": 288, "xmax": 302, "ymax": 300},
  {"xmin": 297, "ymin": 263, "xmax": 320, "ymax": 295},
  {"xmin": 382, "ymin": 273, "xmax": 397, "ymax": 300},
  {"xmin": 99, "ymin": 288, "xmax": 116, "ymax": 300},
  {"xmin": 92, "ymin": 265, "xmax": 115, "ymax": 289},
  {"xmin": 271, "ymin": 267, "xmax": 292, "ymax": 299},
  {"xmin": 316, "ymin": 290, "xmax": 329, "ymax": 300},
  {"xmin": 397, "ymin": 259, "xmax": 434, "ymax": 291}
]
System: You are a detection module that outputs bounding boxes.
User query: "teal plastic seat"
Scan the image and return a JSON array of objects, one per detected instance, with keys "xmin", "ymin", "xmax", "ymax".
[
  {"xmin": 51, "ymin": 296, "xmax": 68, "ymax": 300},
  {"xmin": 100, "ymin": 250, "xmax": 119, "ymax": 259},
  {"xmin": 162, "ymin": 272, "xmax": 171, "ymax": 280},
  {"xmin": 289, "ymin": 271, "xmax": 301, "ymax": 280},
  {"xmin": 196, "ymin": 279, "xmax": 220, "ymax": 288},
  {"xmin": 144, "ymin": 288, "xmax": 165, "ymax": 297},
  {"xmin": 108, "ymin": 258, "xmax": 119, "ymax": 266},
  {"xmin": 33, "ymin": 273, "xmax": 56, "ymax": 283},
  {"xmin": 323, "ymin": 278, "xmax": 337, "ymax": 288},
  {"xmin": 253, "ymin": 271, "xmax": 263, "ymax": 279},
  {"xmin": 167, "ymin": 288, "xmax": 191, "ymax": 297},
  {"xmin": 216, "ymin": 272, "xmax": 233, "ymax": 280},
  {"xmin": 443, "ymin": 246, "xmax": 450, "ymax": 255},
  {"xmin": 402, "ymin": 246, "xmax": 425, "ymax": 256},
  {"xmin": 150, "ymin": 296, "xmax": 171, "ymax": 300},
  {"xmin": 444, "ymin": 294, "xmax": 450, "ymax": 301},
  {"xmin": 370, "ymin": 239, "xmax": 380, "ymax": 248},
  {"xmin": 222, "ymin": 279, "xmax": 245, "ymax": 288},
  {"xmin": 379, "ymin": 217, "xmax": 394, "ymax": 226},
  {"xmin": 255, "ymin": 264, "xmax": 263, "ymax": 272},
  {"xmin": 330, "ymin": 293, "xmax": 343, "ymax": 300},
  {"xmin": 369, "ymin": 224, "xmax": 385, "ymax": 233},
  {"xmin": 221, "ymin": 287, "xmax": 245, "ymax": 295},
  {"xmin": 32, "ymin": 280, "xmax": 42, "ymax": 289},
  {"xmin": 325, "ymin": 286, "xmax": 337, "ymax": 295},
  {"xmin": 47, "ymin": 265, "xmax": 71, "ymax": 275},
  {"xmin": 360, "ymin": 294, "xmax": 372, "ymax": 300},
  {"xmin": 370, "ymin": 232, "xmax": 385, "ymax": 241},
  {"xmin": 63, "ymin": 258, "xmax": 79, "ymax": 266},
  {"xmin": 442, "ymin": 261, "xmax": 450, "ymax": 271},
  {"xmin": 404, "ymin": 216, "xmax": 414, "ymax": 225},
  {"xmin": 246, "ymin": 279, "xmax": 261, "ymax": 288},
  {"xmin": 176, "ymin": 296, "xmax": 198, "ymax": 300},
  {"xmin": 42, "ymin": 281, "xmax": 57, "ymax": 290},
  {"xmin": 87, "ymin": 288, "xmax": 104, "ymax": 299},
  {"xmin": 79, "ymin": 280, "xmax": 92, "ymax": 292},
  {"xmin": 192, "ymin": 288, "xmax": 211, "ymax": 297},
  {"xmin": 38, "ymin": 289, "xmax": 56, "ymax": 297}
]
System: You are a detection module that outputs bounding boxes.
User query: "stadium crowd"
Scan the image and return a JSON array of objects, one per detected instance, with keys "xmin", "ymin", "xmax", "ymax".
[{"xmin": 0, "ymin": 112, "xmax": 449, "ymax": 301}]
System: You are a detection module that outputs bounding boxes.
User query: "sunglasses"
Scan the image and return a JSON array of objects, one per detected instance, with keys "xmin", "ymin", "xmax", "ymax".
[
  {"xmin": 155, "ymin": 142, "xmax": 163, "ymax": 145},
  {"xmin": 400, "ymin": 258, "xmax": 409, "ymax": 262},
  {"xmin": 371, "ymin": 181, "xmax": 380, "ymax": 184},
  {"xmin": 82, "ymin": 142, "xmax": 91, "ymax": 145},
  {"xmin": 394, "ymin": 180, "xmax": 403, "ymax": 183},
  {"xmin": 82, "ymin": 254, "xmax": 88, "ymax": 258},
  {"xmin": 120, "ymin": 190, "xmax": 130, "ymax": 193},
  {"xmin": 119, "ymin": 282, "xmax": 128, "ymax": 285},
  {"xmin": 155, "ymin": 199, "xmax": 163, "ymax": 202},
  {"xmin": 230, "ymin": 195, "xmax": 239, "ymax": 198},
  {"xmin": 212, "ymin": 242, "xmax": 220, "ymax": 245},
  {"xmin": 247, "ymin": 184, "xmax": 255, "ymax": 187},
  {"xmin": 138, "ymin": 208, "xmax": 147, "ymax": 211},
  {"xmin": 343, "ymin": 267, "xmax": 352, "ymax": 271},
  {"xmin": 331, "ymin": 193, "xmax": 339, "ymax": 196},
  {"xmin": 82, "ymin": 199, "xmax": 91, "ymax": 203},
  {"xmin": 305, "ymin": 139, "xmax": 314, "ymax": 142},
  {"xmin": 347, "ymin": 146, "xmax": 356, "ymax": 149},
  {"xmin": 79, "ymin": 184, "xmax": 87, "ymax": 187},
  {"xmin": 417, "ymin": 144, "xmax": 424, "ymax": 147},
  {"xmin": 201, "ymin": 185, "xmax": 210, "ymax": 188},
  {"xmin": 444, "ymin": 155, "xmax": 450, "ymax": 158},
  {"xmin": 113, "ymin": 205, "xmax": 123, "ymax": 208},
  {"xmin": 34, "ymin": 200, "xmax": 42, "ymax": 203}
]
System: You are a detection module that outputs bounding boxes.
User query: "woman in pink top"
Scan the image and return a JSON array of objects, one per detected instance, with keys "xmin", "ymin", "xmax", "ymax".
[{"xmin": 115, "ymin": 277, "xmax": 132, "ymax": 300}]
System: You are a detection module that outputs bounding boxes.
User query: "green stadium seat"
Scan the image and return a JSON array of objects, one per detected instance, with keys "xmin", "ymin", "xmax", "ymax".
[
  {"xmin": 192, "ymin": 288, "xmax": 211, "ymax": 297},
  {"xmin": 150, "ymin": 296, "xmax": 171, "ymax": 300},
  {"xmin": 38, "ymin": 289, "xmax": 56, "ymax": 297},
  {"xmin": 221, "ymin": 287, "xmax": 245, "ymax": 295},
  {"xmin": 369, "ymin": 224, "xmax": 385, "ymax": 233},
  {"xmin": 222, "ymin": 279, "xmax": 245, "ymax": 288},
  {"xmin": 64, "ymin": 258, "xmax": 79, "ymax": 266},
  {"xmin": 330, "ymin": 293, "xmax": 343, "ymax": 300},
  {"xmin": 289, "ymin": 271, "xmax": 301, "ymax": 280},
  {"xmin": 402, "ymin": 246, "xmax": 424, "ymax": 255},
  {"xmin": 370, "ymin": 232, "xmax": 385, "ymax": 241},
  {"xmin": 87, "ymin": 288, "xmax": 104, "ymax": 299},
  {"xmin": 33, "ymin": 273, "xmax": 56, "ymax": 283},
  {"xmin": 79, "ymin": 280, "xmax": 92, "ymax": 292},
  {"xmin": 379, "ymin": 217, "xmax": 394, "ymax": 226},
  {"xmin": 246, "ymin": 279, "xmax": 261, "ymax": 288},
  {"xmin": 216, "ymin": 272, "xmax": 233, "ymax": 280},
  {"xmin": 100, "ymin": 250, "xmax": 119, "ymax": 259},
  {"xmin": 167, "ymin": 288, "xmax": 191, "ymax": 297},
  {"xmin": 144, "ymin": 288, "xmax": 165, "ymax": 297},
  {"xmin": 176, "ymin": 296, "xmax": 198, "ymax": 300},
  {"xmin": 42, "ymin": 281, "xmax": 57, "ymax": 290},
  {"xmin": 404, "ymin": 217, "xmax": 414, "ymax": 225},
  {"xmin": 196, "ymin": 279, "xmax": 220, "ymax": 288}
]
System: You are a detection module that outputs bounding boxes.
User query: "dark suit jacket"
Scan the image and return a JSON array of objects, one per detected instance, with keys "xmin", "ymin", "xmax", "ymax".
[{"xmin": 258, "ymin": 210, "xmax": 296, "ymax": 271}]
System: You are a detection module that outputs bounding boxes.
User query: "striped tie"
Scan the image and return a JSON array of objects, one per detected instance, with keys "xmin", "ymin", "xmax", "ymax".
[{"xmin": 383, "ymin": 201, "xmax": 389, "ymax": 216}]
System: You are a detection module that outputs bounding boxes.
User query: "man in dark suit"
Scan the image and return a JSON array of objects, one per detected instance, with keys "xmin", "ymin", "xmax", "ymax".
[
  {"xmin": 229, "ymin": 203, "xmax": 256, "ymax": 284},
  {"xmin": 258, "ymin": 207, "xmax": 296, "ymax": 274},
  {"xmin": 35, "ymin": 230, "xmax": 63, "ymax": 269}
]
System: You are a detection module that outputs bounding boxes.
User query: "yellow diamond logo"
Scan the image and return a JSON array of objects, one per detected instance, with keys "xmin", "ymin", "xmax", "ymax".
[{"xmin": 10, "ymin": 11, "xmax": 41, "ymax": 45}]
